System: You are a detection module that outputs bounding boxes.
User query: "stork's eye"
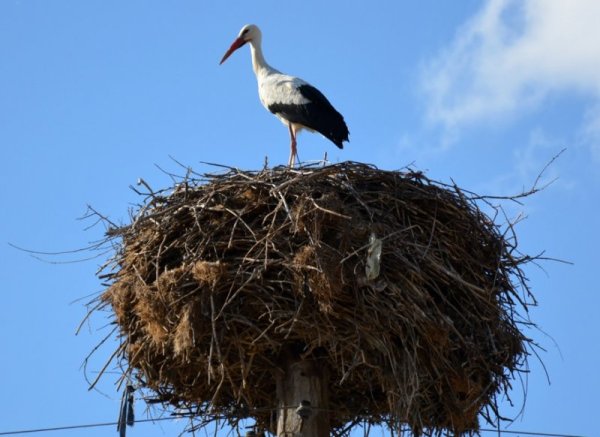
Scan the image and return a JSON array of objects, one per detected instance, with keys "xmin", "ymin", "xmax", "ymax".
[{"xmin": 242, "ymin": 28, "xmax": 249, "ymax": 35}]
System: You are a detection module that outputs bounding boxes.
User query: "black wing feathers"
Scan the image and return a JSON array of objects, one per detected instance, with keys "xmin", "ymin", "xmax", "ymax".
[{"xmin": 267, "ymin": 84, "xmax": 349, "ymax": 149}]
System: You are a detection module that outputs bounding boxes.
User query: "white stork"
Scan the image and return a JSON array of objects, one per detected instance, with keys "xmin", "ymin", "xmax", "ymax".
[{"xmin": 220, "ymin": 24, "xmax": 349, "ymax": 167}]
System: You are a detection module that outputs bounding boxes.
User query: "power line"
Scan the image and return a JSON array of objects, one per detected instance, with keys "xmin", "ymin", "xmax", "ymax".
[
  {"xmin": 0, "ymin": 418, "xmax": 586, "ymax": 437},
  {"xmin": 480, "ymin": 429, "xmax": 585, "ymax": 437},
  {"xmin": 0, "ymin": 417, "xmax": 175, "ymax": 436}
]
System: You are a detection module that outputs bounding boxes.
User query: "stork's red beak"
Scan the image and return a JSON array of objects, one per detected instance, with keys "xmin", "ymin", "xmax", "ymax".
[{"xmin": 220, "ymin": 37, "xmax": 247, "ymax": 65}]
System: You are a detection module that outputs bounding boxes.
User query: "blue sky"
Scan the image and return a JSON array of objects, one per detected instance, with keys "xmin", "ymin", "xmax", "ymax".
[{"xmin": 1, "ymin": 1, "xmax": 598, "ymax": 436}]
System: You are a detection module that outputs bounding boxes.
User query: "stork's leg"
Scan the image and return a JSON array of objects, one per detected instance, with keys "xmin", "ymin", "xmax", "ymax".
[{"xmin": 287, "ymin": 123, "xmax": 298, "ymax": 167}]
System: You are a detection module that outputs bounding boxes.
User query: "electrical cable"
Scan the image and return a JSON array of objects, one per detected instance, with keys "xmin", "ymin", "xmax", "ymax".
[
  {"xmin": 0, "ymin": 417, "xmax": 587, "ymax": 437},
  {"xmin": 0, "ymin": 417, "xmax": 174, "ymax": 435}
]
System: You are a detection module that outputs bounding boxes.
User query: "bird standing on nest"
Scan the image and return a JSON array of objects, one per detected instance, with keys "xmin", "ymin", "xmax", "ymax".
[{"xmin": 220, "ymin": 24, "xmax": 349, "ymax": 167}]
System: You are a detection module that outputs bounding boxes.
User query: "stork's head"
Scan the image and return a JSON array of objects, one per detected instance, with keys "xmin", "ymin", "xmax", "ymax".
[{"xmin": 220, "ymin": 24, "xmax": 261, "ymax": 65}]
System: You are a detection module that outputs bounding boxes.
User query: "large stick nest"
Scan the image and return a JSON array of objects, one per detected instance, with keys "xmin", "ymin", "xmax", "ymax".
[{"xmin": 97, "ymin": 162, "xmax": 536, "ymax": 435}]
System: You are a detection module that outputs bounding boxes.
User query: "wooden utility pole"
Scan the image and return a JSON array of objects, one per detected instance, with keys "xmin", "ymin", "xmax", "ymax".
[{"xmin": 276, "ymin": 355, "xmax": 329, "ymax": 437}]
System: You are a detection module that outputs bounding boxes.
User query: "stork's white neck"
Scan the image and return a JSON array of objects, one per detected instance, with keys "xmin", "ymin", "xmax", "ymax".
[{"xmin": 249, "ymin": 37, "xmax": 276, "ymax": 77}]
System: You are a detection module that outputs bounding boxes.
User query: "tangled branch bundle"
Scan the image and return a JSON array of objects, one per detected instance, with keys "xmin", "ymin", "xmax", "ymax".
[{"xmin": 97, "ymin": 162, "xmax": 536, "ymax": 435}]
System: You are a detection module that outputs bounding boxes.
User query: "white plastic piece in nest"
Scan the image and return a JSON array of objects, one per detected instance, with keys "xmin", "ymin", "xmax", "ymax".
[{"xmin": 365, "ymin": 233, "xmax": 383, "ymax": 281}]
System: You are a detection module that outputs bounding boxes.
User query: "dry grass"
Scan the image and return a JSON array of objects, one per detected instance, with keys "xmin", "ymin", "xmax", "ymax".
[{"xmin": 94, "ymin": 161, "xmax": 537, "ymax": 435}]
